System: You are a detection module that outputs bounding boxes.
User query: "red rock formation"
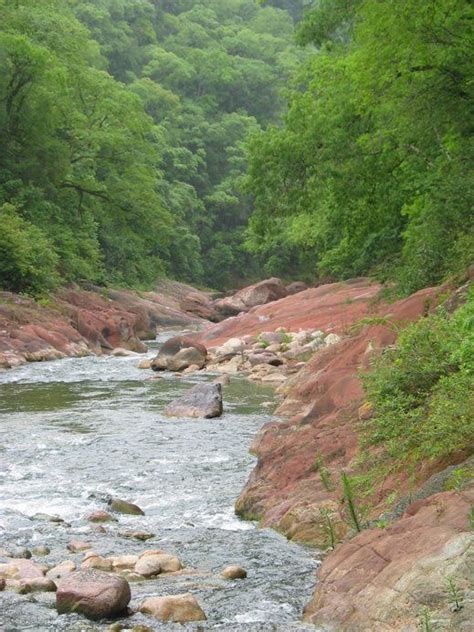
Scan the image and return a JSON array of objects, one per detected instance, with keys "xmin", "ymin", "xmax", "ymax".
[
  {"xmin": 0, "ymin": 283, "xmax": 209, "ymax": 369},
  {"xmin": 198, "ymin": 278, "xmax": 381, "ymax": 347},
  {"xmin": 304, "ymin": 489, "xmax": 474, "ymax": 631},
  {"xmin": 234, "ymin": 286, "xmax": 440, "ymax": 541}
]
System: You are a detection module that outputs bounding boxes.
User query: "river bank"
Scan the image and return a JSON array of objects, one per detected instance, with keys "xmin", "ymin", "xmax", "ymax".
[{"xmin": 0, "ymin": 280, "xmax": 213, "ymax": 370}]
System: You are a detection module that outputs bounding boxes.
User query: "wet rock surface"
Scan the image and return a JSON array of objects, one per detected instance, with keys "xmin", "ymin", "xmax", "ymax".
[{"xmin": 108, "ymin": 498, "xmax": 145, "ymax": 516}]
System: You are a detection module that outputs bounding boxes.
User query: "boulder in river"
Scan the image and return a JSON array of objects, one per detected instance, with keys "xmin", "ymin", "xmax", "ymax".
[
  {"xmin": 163, "ymin": 383, "xmax": 223, "ymax": 419},
  {"xmin": 56, "ymin": 570, "xmax": 131, "ymax": 620},
  {"xmin": 139, "ymin": 593, "xmax": 207, "ymax": 622},
  {"xmin": 135, "ymin": 553, "xmax": 182, "ymax": 577},
  {"xmin": 108, "ymin": 497, "xmax": 145, "ymax": 516},
  {"xmin": 221, "ymin": 565, "xmax": 247, "ymax": 580},
  {"xmin": 81, "ymin": 554, "xmax": 113, "ymax": 572},
  {"xmin": 151, "ymin": 336, "xmax": 207, "ymax": 372}
]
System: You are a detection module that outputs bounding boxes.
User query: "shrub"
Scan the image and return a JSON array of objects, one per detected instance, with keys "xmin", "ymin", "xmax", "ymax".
[{"xmin": 361, "ymin": 291, "xmax": 474, "ymax": 469}]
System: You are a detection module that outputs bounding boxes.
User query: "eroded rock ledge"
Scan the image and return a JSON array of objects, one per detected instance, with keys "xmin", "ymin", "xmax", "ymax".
[{"xmin": 0, "ymin": 280, "xmax": 211, "ymax": 369}]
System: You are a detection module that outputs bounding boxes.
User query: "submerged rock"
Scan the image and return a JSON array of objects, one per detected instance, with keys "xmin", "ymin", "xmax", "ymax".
[
  {"xmin": 56, "ymin": 570, "xmax": 131, "ymax": 620},
  {"xmin": 87, "ymin": 510, "xmax": 116, "ymax": 523},
  {"xmin": 32, "ymin": 546, "xmax": 50, "ymax": 556},
  {"xmin": 5, "ymin": 546, "xmax": 31, "ymax": 559},
  {"xmin": 118, "ymin": 530, "xmax": 154, "ymax": 542},
  {"xmin": 139, "ymin": 593, "xmax": 206, "ymax": 622},
  {"xmin": 108, "ymin": 498, "xmax": 145, "ymax": 516},
  {"xmin": 163, "ymin": 383, "xmax": 223, "ymax": 419}
]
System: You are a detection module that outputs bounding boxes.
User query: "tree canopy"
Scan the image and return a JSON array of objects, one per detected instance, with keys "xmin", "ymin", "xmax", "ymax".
[{"xmin": 246, "ymin": 0, "xmax": 473, "ymax": 293}]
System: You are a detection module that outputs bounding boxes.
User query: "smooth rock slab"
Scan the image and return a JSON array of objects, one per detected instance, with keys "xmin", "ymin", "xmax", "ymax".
[
  {"xmin": 163, "ymin": 383, "xmax": 223, "ymax": 419},
  {"xmin": 56, "ymin": 570, "xmax": 131, "ymax": 620},
  {"xmin": 139, "ymin": 593, "xmax": 207, "ymax": 622}
]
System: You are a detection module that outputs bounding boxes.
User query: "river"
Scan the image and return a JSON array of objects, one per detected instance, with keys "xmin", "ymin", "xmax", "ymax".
[{"xmin": 0, "ymin": 334, "xmax": 319, "ymax": 631}]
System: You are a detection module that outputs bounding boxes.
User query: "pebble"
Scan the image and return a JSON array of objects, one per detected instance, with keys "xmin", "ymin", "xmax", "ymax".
[
  {"xmin": 87, "ymin": 510, "xmax": 116, "ymax": 523},
  {"xmin": 67, "ymin": 540, "xmax": 92, "ymax": 553}
]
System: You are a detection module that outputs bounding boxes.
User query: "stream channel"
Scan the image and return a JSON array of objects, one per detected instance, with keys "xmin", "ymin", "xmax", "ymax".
[{"xmin": 0, "ymin": 333, "xmax": 319, "ymax": 631}]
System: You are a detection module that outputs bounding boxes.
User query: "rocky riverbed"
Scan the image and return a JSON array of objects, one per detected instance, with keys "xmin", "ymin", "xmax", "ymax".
[{"xmin": 0, "ymin": 336, "xmax": 319, "ymax": 631}]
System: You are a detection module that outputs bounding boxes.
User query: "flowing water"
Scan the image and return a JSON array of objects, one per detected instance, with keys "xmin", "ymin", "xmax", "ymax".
[{"xmin": 0, "ymin": 334, "xmax": 319, "ymax": 631}]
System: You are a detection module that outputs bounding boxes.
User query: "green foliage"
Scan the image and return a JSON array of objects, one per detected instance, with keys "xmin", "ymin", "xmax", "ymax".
[
  {"xmin": 246, "ymin": 0, "xmax": 474, "ymax": 292},
  {"xmin": 362, "ymin": 293, "xmax": 474, "ymax": 470},
  {"xmin": 312, "ymin": 454, "xmax": 334, "ymax": 491},
  {"xmin": 341, "ymin": 472, "xmax": 363, "ymax": 532},
  {"xmin": 444, "ymin": 466, "xmax": 474, "ymax": 492},
  {"xmin": 72, "ymin": 0, "xmax": 303, "ymax": 289},
  {"xmin": 320, "ymin": 507, "xmax": 337, "ymax": 550},
  {"xmin": 419, "ymin": 608, "xmax": 433, "ymax": 632},
  {"xmin": 446, "ymin": 576, "xmax": 464, "ymax": 612},
  {"xmin": 0, "ymin": 204, "xmax": 59, "ymax": 294}
]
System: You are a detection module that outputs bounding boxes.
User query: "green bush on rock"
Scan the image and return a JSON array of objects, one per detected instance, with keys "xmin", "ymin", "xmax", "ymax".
[{"xmin": 361, "ymin": 290, "xmax": 474, "ymax": 471}]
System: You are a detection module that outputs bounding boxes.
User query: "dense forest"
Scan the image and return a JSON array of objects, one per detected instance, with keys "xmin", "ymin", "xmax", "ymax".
[
  {"xmin": 0, "ymin": 0, "xmax": 304, "ymax": 291},
  {"xmin": 0, "ymin": 0, "xmax": 472, "ymax": 295}
]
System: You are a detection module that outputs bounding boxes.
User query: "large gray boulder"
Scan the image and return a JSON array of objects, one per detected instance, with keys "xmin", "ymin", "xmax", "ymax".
[
  {"xmin": 164, "ymin": 383, "xmax": 223, "ymax": 419},
  {"xmin": 56, "ymin": 570, "xmax": 131, "ymax": 620},
  {"xmin": 151, "ymin": 336, "xmax": 207, "ymax": 372}
]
